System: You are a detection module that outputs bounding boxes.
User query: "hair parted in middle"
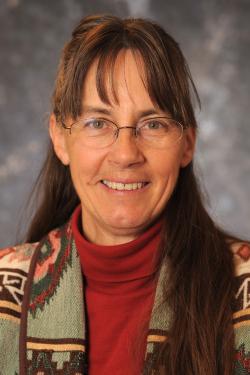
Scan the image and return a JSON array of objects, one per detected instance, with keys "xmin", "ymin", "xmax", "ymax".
[{"xmin": 53, "ymin": 14, "xmax": 199, "ymax": 127}]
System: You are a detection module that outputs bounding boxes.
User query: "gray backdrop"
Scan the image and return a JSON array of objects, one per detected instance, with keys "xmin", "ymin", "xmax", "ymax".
[{"xmin": 0, "ymin": 0, "xmax": 249, "ymax": 247}]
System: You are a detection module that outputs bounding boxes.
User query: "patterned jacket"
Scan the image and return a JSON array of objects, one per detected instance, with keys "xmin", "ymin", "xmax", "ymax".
[{"xmin": 0, "ymin": 220, "xmax": 250, "ymax": 375}]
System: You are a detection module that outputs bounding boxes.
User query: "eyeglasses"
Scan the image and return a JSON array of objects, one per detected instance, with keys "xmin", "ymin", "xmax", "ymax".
[{"xmin": 61, "ymin": 116, "xmax": 184, "ymax": 149}]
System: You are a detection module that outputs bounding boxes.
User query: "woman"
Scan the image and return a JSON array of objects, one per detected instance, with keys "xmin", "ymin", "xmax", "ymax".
[{"xmin": 0, "ymin": 14, "xmax": 249, "ymax": 375}]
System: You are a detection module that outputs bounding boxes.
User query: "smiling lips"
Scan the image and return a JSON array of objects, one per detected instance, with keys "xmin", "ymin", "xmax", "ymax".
[{"xmin": 101, "ymin": 180, "xmax": 149, "ymax": 191}]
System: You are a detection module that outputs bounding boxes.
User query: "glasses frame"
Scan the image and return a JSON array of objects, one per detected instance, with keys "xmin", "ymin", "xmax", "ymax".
[{"xmin": 61, "ymin": 116, "xmax": 184, "ymax": 148}]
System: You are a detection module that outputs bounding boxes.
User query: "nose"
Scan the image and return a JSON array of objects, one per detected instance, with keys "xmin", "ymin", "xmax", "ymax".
[{"xmin": 107, "ymin": 127, "xmax": 145, "ymax": 168}]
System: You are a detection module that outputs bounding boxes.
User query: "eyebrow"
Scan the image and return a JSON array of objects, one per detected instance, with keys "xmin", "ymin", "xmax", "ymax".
[{"xmin": 81, "ymin": 105, "xmax": 160, "ymax": 118}]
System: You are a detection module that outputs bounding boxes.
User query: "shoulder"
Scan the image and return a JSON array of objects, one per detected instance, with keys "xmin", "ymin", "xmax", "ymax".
[
  {"xmin": 231, "ymin": 241, "xmax": 250, "ymax": 368},
  {"xmin": 231, "ymin": 241, "xmax": 250, "ymax": 277},
  {"xmin": 0, "ymin": 241, "xmax": 39, "ymax": 362},
  {"xmin": 0, "ymin": 241, "xmax": 39, "ymax": 273},
  {"xmin": 0, "ymin": 222, "xmax": 71, "ymax": 273},
  {"xmin": 0, "ymin": 225, "xmax": 66, "ymax": 312},
  {"xmin": 0, "ymin": 226, "xmax": 66, "ymax": 318},
  {"xmin": 0, "ymin": 242, "xmax": 39, "ymax": 316},
  {"xmin": 230, "ymin": 241, "xmax": 250, "ymax": 314},
  {"xmin": 0, "ymin": 241, "xmax": 39, "ymax": 373}
]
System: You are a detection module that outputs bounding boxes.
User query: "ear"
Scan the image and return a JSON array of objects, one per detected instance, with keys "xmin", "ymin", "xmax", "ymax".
[
  {"xmin": 49, "ymin": 114, "xmax": 70, "ymax": 165},
  {"xmin": 180, "ymin": 127, "xmax": 196, "ymax": 168}
]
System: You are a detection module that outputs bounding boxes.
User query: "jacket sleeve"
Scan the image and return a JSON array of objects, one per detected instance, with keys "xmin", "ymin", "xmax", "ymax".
[
  {"xmin": 232, "ymin": 242, "xmax": 250, "ymax": 373},
  {"xmin": 0, "ymin": 242, "xmax": 36, "ymax": 374}
]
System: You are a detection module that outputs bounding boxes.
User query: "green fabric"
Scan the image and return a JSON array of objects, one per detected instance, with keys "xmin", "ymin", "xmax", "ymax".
[
  {"xmin": 27, "ymin": 242, "xmax": 85, "ymax": 340},
  {"xmin": 0, "ymin": 319, "xmax": 20, "ymax": 374}
]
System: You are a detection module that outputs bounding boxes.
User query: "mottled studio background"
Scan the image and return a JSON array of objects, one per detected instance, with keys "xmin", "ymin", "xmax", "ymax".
[{"xmin": 0, "ymin": 0, "xmax": 249, "ymax": 247}]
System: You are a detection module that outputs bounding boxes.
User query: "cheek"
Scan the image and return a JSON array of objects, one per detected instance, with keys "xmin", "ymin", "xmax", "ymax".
[
  {"xmin": 151, "ymin": 148, "xmax": 184, "ymax": 205},
  {"xmin": 66, "ymin": 142, "xmax": 106, "ymax": 186},
  {"xmin": 153, "ymin": 147, "xmax": 184, "ymax": 180}
]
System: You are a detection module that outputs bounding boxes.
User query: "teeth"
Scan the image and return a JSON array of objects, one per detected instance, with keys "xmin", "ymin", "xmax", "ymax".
[{"xmin": 102, "ymin": 180, "xmax": 145, "ymax": 191}]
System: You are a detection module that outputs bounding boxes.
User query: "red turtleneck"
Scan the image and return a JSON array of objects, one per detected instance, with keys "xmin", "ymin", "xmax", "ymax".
[{"xmin": 72, "ymin": 206, "xmax": 162, "ymax": 375}]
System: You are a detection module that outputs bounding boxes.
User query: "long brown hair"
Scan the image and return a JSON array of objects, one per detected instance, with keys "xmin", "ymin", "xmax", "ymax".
[{"xmin": 26, "ymin": 15, "xmax": 235, "ymax": 374}]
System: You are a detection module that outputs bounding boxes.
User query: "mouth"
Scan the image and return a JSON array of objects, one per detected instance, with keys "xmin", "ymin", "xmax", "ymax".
[{"xmin": 101, "ymin": 180, "xmax": 149, "ymax": 191}]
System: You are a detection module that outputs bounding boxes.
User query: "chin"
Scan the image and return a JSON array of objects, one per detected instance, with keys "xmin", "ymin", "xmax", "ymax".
[{"xmin": 106, "ymin": 213, "xmax": 152, "ymax": 231}]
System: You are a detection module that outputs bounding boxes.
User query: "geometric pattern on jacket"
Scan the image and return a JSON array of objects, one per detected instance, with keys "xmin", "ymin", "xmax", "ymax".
[{"xmin": 0, "ymin": 220, "xmax": 249, "ymax": 374}]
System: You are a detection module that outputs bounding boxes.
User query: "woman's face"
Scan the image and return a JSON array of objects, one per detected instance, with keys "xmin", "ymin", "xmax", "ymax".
[{"xmin": 50, "ymin": 50, "xmax": 196, "ymax": 245}]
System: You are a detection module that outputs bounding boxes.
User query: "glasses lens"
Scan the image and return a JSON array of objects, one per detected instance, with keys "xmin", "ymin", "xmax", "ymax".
[
  {"xmin": 138, "ymin": 118, "xmax": 183, "ymax": 148},
  {"xmin": 71, "ymin": 118, "xmax": 116, "ymax": 148}
]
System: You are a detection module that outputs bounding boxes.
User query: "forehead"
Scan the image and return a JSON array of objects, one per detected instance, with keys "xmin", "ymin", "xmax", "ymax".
[{"xmin": 81, "ymin": 50, "xmax": 155, "ymax": 110}]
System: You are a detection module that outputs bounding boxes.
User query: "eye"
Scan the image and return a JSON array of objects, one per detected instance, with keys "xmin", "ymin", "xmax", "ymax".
[
  {"xmin": 143, "ymin": 119, "xmax": 168, "ymax": 130},
  {"xmin": 84, "ymin": 119, "xmax": 107, "ymax": 129},
  {"xmin": 146, "ymin": 120, "xmax": 163, "ymax": 129}
]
